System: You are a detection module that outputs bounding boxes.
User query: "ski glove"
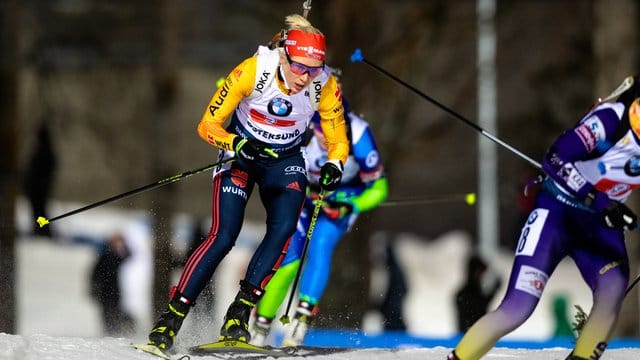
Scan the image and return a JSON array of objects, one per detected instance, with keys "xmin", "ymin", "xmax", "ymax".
[
  {"xmin": 322, "ymin": 201, "xmax": 354, "ymax": 219},
  {"xmin": 319, "ymin": 160, "xmax": 343, "ymax": 191},
  {"xmin": 602, "ymin": 201, "xmax": 637, "ymax": 231},
  {"xmin": 233, "ymin": 137, "xmax": 277, "ymax": 163}
]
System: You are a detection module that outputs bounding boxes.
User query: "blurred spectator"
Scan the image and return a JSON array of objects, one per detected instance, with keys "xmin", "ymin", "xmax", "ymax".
[
  {"xmin": 454, "ymin": 253, "xmax": 502, "ymax": 333},
  {"xmin": 23, "ymin": 121, "xmax": 57, "ymax": 238},
  {"xmin": 367, "ymin": 231, "xmax": 408, "ymax": 331},
  {"xmin": 550, "ymin": 293, "xmax": 575, "ymax": 338},
  {"xmin": 90, "ymin": 232, "xmax": 135, "ymax": 336},
  {"xmin": 119, "ymin": 217, "xmax": 154, "ymax": 337}
]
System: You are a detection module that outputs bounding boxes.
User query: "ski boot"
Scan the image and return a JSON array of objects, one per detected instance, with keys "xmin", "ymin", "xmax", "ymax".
[
  {"xmin": 249, "ymin": 315, "xmax": 273, "ymax": 347},
  {"xmin": 148, "ymin": 288, "xmax": 192, "ymax": 351},
  {"xmin": 220, "ymin": 280, "xmax": 263, "ymax": 342},
  {"xmin": 282, "ymin": 301, "xmax": 316, "ymax": 347}
]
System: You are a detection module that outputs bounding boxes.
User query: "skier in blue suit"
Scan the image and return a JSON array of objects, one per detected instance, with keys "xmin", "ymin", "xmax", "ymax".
[{"xmin": 250, "ymin": 70, "xmax": 389, "ymax": 347}]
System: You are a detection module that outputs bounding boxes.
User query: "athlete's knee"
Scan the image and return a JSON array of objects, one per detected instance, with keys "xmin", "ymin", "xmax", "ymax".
[
  {"xmin": 202, "ymin": 232, "xmax": 236, "ymax": 256},
  {"xmin": 594, "ymin": 269, "xmax": 627, "ymax": 306},
  {"xmin": 270, "ymin": 261, "xmax": 300, "ymax": 286},
  {"xmin": 269, "ymin": 219, "xmax": 298, "ymax": 243},
  {"xmin": 493, "ymin": 294, "xmax": 538, "ymax": 330}
]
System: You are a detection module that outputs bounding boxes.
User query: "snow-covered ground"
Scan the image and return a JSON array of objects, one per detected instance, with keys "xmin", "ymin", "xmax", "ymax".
[
  {"xmin": 2, "ymin": 333, "xmax": 640, "ymax": 359},
  {"xmin": 7, "ymin": 197, "xmax": 640, "ymax": 359}
]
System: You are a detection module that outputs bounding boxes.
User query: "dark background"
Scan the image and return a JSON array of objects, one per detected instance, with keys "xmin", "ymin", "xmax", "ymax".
[{"xmin": 2, "ymin": 0, "xmax": 639, "ymax": 334}]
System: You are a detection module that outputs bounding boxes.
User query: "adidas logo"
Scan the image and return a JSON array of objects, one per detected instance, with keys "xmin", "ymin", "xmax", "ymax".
[{"xmin": 286, "ymin": 181, "xmax": 302, "ymax": 192}]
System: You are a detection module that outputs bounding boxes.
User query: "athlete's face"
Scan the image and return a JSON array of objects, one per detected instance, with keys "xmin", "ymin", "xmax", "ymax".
[{"xmin": 282, "ymin": 54, "xmax": 323, "ymax": 94}]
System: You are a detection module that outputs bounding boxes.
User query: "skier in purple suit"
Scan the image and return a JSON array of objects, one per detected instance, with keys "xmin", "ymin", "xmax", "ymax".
[{"xmin": 448, "ymin": 75, "xmax": 640, "ymax": 360}]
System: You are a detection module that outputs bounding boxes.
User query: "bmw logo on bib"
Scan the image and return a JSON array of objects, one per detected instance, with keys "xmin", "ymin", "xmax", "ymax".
[{"xmin": 268, "ymin": 97, "xmax": 293, "ymax": 116}]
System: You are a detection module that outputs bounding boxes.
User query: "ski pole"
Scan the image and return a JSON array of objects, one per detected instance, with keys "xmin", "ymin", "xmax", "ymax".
[
  {"xmin": 301, "ymin": 0, "xmax": 313, "ymax": 19},
  {"xmin": 350, "ymin": 48, "xmax": 542, "ymax": 171},
  {"xmin": 351, "ymin": 49, "xmax": 640, "ymax": 301},
  {"xmin": 351, "ymin": 50, "xmax": 640, "ymax": 305},
  {"xmin": 380, "ymin": 192, "xmax": 477, "ymax": 207},
  {"xmin": 280, "ymin": 189, "xmax": 325, "ymax": 325},
  {"xmin": 36, "ymin": 157, "xmax": 235, "ymax": 227}
]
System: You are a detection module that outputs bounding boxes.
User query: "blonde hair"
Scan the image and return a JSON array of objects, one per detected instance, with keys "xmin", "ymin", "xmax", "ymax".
[
  {"xmin": 269, "ymin": 14, "xmax": 324, "ymax": 49},
  {"xmin": 284, "ymin": 14, "xmax": 323, "ymax": 35}
]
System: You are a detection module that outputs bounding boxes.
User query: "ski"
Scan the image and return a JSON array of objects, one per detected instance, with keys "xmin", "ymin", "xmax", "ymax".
[
  {"xmin": 189, "ymin": 340, "xmax": 294, "ymax": 358},
  {"xmin": 132, "ymin": 343, "xmax": 173, "ymax": 360},
  {"xmin": 188, "ymin": 340, "xmax": 353, "ymax": 359}
]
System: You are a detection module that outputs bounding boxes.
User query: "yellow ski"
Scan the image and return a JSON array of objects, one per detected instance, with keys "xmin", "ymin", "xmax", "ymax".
[
  {"xmin": 189, "ymin": 340, "xmax": 293, "ymax": 357},
  {"xmin": 132, "ymin": 343, "xmax": 172, "ymax": 360}
]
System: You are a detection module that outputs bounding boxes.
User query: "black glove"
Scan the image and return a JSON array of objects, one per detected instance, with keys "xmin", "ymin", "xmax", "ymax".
[
  {"xmin": 319, "ymin": 160, "xmax": 343, "ymax": 191},
  {"xmin": 603, "ymin": 201, "xmax": 638, "ymax": 230},
  {"xmin": 322, "ymin": 200, "xmax": 354, "ymax": 219},
  {"xmin": 233, "ymin": 137, "xmax": 276, "ymax": 163}
]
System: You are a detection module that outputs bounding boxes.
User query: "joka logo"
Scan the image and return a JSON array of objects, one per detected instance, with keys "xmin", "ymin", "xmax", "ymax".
[
  {"xmin": 230, "ymin": 169, "xmax": 248, "ymax": 188},
  {"xmin": 286, "ymin": 181, "xmax": 302, "ymax": 192},
  {"xmin": 267, "ymin": 98, "xmax": 293, "ymax": 117},
  {"xmin": 313, "ymin": 81, "xmax": 322, "ymax": 103},
  {"xmin": 254, "ymin": 70, "xmax": 270, "ymax": 94}
]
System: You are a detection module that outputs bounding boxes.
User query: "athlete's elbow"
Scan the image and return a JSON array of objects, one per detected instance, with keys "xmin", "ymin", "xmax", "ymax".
[{"xmin": 196, "ymin": 121, "xmax": 207, "ymax": 141}]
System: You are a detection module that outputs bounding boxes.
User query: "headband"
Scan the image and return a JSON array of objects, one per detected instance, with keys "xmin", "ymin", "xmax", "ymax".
[
  {"xmin": 630, "ymin": 98, "xmax": 640, "ymax": 138},
  {"xmin": 284, "ymin": 29, "xmax": 326, "ymax": 61}
]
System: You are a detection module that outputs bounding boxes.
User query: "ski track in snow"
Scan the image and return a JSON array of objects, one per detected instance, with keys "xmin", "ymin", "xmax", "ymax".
[{"xmin": 2, "ymin": 334, "xmax": 640, "ymax": 360}]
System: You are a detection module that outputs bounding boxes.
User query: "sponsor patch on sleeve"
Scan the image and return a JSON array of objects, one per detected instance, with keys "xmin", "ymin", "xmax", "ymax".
[
  {"xmin": 574, "ymin": 116, "xmax": 605, "ymax": 151},
  {"xmin": 559, "ymin": 163, "xmax": 587, "ymax": 192},
  {"xmin": 567, "ymin": 165, "xmax": 587, "ymax": 191},
  {"xmin": 515, "ymin": 264, "xmax": 548, "ymax": 298},
  {"xmin": 365, "ymin": 150, "xmax": 380, "ymax": 168}
]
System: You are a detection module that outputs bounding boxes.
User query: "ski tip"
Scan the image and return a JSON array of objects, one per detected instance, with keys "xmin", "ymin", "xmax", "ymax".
[
  {"xmin": 132, "ymin": 343, "xmax": 172, "ymax": 360},
  {"xmin": 36, "ymin": 216, "xmax": 50, "ymax": 227},
  {"xmin": 350, "ymin": 48, "xmax": 364, "ymax": 63}
]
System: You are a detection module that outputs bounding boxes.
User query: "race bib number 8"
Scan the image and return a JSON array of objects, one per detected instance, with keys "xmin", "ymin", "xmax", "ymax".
[{"xmin": 515, "ymin": 208, "xmax": 549, "ymax": 257}]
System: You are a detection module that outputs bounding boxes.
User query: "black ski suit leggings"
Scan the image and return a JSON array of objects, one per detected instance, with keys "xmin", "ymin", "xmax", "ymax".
[{"xmin": 176, "ymin": 151, "xmax": 307, "ymax": 301}]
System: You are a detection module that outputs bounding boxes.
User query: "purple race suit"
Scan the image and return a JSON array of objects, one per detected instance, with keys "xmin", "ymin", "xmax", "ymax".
[{"xmin": 453, "ymin": 101, "xmax": 640, "ymax": 360}]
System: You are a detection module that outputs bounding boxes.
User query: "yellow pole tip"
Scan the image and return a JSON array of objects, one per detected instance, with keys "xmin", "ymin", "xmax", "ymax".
[
  {"xmin": 279, "ymin": 315, "xmax": 290, "ymax": 325},
  {"xmin": 465, "ymin": 193, "xmax": 477, "ymax": 206},
  {"xmin": 36, "ymin": 216, "xmax": 50, "ymax": 227}
]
